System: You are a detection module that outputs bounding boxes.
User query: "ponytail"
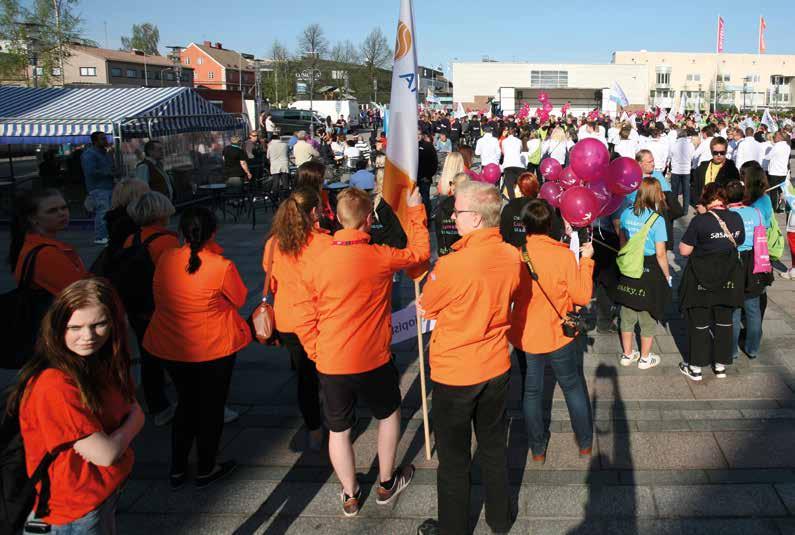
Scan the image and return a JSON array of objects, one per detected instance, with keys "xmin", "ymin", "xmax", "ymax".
[
  {"xmin": 8, "ymin": 189, "xmax": 63, "ymax": 271},
  {"xmin": 270, "ymin": 186, "xmax": 320, "ymax": 257},
  {"xmin": 179, "ymin": 206, "xmax": 217, "ymax": 274}
]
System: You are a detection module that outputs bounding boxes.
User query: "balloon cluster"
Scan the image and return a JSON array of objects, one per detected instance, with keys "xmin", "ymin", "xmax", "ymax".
[
  {"xmin": 468, "ymin": 163, "xmax": 502, "ymax": 184},
  {"xmin": 538, "ymin": 138, "xmax": 642, "ymax": 228},
  {"xmin": 536, "ymin": 92, "xmax": 553, "ymax": 123}
]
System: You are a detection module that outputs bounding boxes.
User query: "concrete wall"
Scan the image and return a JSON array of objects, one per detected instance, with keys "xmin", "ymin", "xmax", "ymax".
[{"xmin": 63, "ymin": 49, "xmax": 107, "ymax": 85}]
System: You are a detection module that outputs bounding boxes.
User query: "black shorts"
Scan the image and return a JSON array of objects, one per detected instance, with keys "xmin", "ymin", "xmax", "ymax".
[{"xmin": 318, "ymin": 361, "xmax": 401, "ymax": 432}]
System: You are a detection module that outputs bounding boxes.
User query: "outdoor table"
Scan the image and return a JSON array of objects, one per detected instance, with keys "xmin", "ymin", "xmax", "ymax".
[{"xmin": 198, "ymin": 183, "xmax": 228, "ymax": 218}]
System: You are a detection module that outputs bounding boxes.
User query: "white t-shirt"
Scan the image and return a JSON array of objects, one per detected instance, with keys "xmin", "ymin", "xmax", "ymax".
[
  {"xmin": 768, "ymin": 140, "xmax": 791, "ymax": 176},
  {"xmin": 542, "ymin": 139, "xmax": 575, "ymax": 165},
  {"xmin": 501, "ymin": 135, "xmax": 523, "ymax": 168},
  {"xmin": 670, "ymin": 137, "xmax": 695, "ymax": 175},
  {"xmin": 475, "ymin": 134, "xmax": 502, "ymax": 167},
  {"xmin": 614, "ymin": 139, "xmax": 637, "ymax": 159}
]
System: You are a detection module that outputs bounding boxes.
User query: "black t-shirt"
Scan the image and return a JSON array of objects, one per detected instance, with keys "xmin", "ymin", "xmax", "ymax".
[
  {"xmin": 681, "ymin": 209, "xmax": 745, "ymax": 257},
  {"xmin": 435, "ymin": 195, "xmax": 459, "ymax": 256},
  {"xmin": 222, "ymin": 145, "xmax": 246, "ymax": 178},
  {"xmin": 500, "ymin": 198, "xmax": 566, "ymax": 247}
]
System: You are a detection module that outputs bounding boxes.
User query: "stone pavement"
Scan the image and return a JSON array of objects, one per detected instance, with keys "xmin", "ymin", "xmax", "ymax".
[{"xmin": 1, "ymin": 207, "xmax": 795, "ymax": 535}]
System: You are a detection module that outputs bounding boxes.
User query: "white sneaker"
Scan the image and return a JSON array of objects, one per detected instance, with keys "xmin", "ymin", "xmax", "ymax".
[
  {"xmin": 638, "ymin": 353, "xmax": 661, "ymax": 370},
  {"xmin": 93, "ymin": 238, "xmax": 109, "ymax": 245},
  {"xmin": 620, "ymin": 351, "xmax": 640, "ymax": 367},
  {"xmin": 223, "ymin": 406, "xmax": 239, "ymax": 424},
  {"xmin": 779, "ymin": 269, "xmax": 795, "ymax": 280},
  {"xmin": 153, "ymin": 404, "xmax": 176, "ymax": 427}
]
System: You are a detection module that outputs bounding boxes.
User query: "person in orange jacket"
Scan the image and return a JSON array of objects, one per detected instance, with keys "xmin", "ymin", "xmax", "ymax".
[
  {"xmin": 417, "ymin": 181, "xmax": 524, "ymax": 535},
  {"xmin": 293, "ymin": 187, "xmax": 429, "ymax": 517},
  {"xmin": 509, "ymin": 199, "xmax": 595, "ymax": 463},
  {"xmin": 144, "ymin": 206, "xmax": 251, "ymax": 490},
  {"xmin": 263, "ymin": 186, "xmax": 332, "ymax": 452}
]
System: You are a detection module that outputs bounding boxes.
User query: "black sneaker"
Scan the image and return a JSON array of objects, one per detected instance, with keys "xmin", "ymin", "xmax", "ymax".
[
  {"xmin": 340, "ymin": 486, "xmax": 362, "ymax": 517},
  {"xmin": 196, "ymin": 460, "xmax": 237, "ymax": 489},
  {"xmin": 169, "ymin": 472, "xmax": 187, "ymax": 491},
  {"xmin": 679, "ymin": 362, "xmax": 703, "ymax": 382},
  {"xmin": 417, "ymin": 519, "xmax": 440, "ymax": 535},
  {"xmin": 712, "ymin": 364, "xmax": 727, "ymax": 379},
  {"xmin": 376, "ymin": 464, "xmax": 415, "ymax": 505}
]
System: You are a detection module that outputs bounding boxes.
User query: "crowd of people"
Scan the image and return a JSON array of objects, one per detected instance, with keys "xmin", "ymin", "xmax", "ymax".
[{"xmin": 3, "ymin": 102, "xmax": 793, "ymax": 535}]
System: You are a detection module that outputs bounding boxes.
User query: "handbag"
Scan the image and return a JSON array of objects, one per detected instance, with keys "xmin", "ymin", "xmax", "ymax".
[
  {"xmin": 616, "ymin": 213, "xmax": 660, "ymax": 279},
  {"xmin": 521, "ymin": 244, "xmax": 583, "ymax": 339},
  {"xmin": 767, "ymin": 214, "xmax": 784, "ymax": 261},
  {"xmin": 751, "ymin": 208, "xmax": 772, "ymax": 274},
  {"xmin": 249, "ymin": 240, "xmax": 276, "ymax": 344}
]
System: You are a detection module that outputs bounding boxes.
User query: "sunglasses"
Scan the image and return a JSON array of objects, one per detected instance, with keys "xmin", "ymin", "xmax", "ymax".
[{"xmin": 711, "ymin": 150, "xmax": 727, "ymax": 156}]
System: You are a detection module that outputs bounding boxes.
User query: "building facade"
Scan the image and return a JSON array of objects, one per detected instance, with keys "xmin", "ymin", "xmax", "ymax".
[
  {"xmin": 58, "ymin": 46, "xmax": 193, "ymax": 87},
  {"xmin": 612, "ymin": 50, "xmax": 795, "ymax": 112},
  {"xmin": 180, "ymin": 42, "xmax": 256, "ymax": 95}
]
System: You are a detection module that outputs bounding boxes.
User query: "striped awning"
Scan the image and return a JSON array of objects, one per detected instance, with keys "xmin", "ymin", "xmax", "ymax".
[{"xmin": 0, "ymin": 86, "xmax": 247, "ymax": 143}]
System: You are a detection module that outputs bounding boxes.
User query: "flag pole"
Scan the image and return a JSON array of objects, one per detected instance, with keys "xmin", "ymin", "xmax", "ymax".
[{"xmin": 414, "ymin": 279, "xmax": 432, "ymax": 460}]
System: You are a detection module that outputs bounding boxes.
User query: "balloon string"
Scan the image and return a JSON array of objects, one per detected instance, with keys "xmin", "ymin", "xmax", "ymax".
[{"xmin": 591, "ymin": 236, "xmax": 620, "ymax": 254}]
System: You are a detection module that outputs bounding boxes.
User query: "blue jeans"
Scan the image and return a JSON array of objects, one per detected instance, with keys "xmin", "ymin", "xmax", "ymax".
[
  {"xmin": 522, "ymin": 340, "xmax": 592, "ymax": 455},
  {"xmin": 732, "ymin": 294, "xmax": 763, "ymax": 358},
  {"xmin": 25, "ymin": 487, "xmax": 120, "ymax": 534},
  {"xmin": 670, "ymin": 173, "xmax": 691, "ymax": 210},
  {"xmin": 89, "ymin": 189, "xmax": 112, "ymax": 241}
]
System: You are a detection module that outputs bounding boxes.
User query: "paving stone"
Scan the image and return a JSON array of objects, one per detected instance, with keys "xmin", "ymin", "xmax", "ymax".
[
  {"xmin": 714, "ymin": 430, "xmax": 795, "ymax": 468},
  {"xmin": 775, "ymin": 484, "xmax": 795, "ymax": 515},
  {"xmin": 740, "ymin": 408, "xmax": 795, "ymax": 419},
  {"xmin": 118, "ymin": 513, "xmax": 247, "ymax": 535},
  {"xmin": 688, "ymin": 374, "xmax": 794, "ymax": 401},
  {"xmin": 705, "ymin": 469, "xmax": 795, "ymax": 484},
  {"xmin": 521, "ymin": 484, "xmax": 655, "ymax": 518},
  {"xmin": 597, "ymin": 432, "xmax": 727, "ymax": 470},
  {"xmin": 653, "ymin": 484, "xmax": 786, "ymax": 517}
]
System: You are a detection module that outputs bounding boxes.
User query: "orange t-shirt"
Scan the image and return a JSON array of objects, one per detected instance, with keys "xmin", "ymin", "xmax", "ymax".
[
  {"xmin": 420, "ymin": 228, "xmax": 524, "ymax": 386},
  {"xmin": 509, "ymin": 234, "xmax": 594, "ymax": 354},
  {"xmin": 19, "ymin": 369, "xmax": 134, "ymax": 525},
  {"xmin": 264, "ymin": 230, "xmax": 332, "ymax": 335},
  {"xmin": 14, "ymin": 233, "xmax": 87, "ymax": 296},
  {"xmin": 144, "ymin": 243, "xmax": 252, "ymax": 361},
  {"xmin": 294, "ymin": 205, "xmax": 430, "ymax": 375},
  {"xmin": 122, "ymin": 225, "xmax": 180, "ymax": 267}
]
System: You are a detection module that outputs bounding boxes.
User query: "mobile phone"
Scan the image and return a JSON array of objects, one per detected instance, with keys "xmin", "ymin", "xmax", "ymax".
[{"xmin": 24, "ymin": 521, "xmax": 52, "ymax": 534}]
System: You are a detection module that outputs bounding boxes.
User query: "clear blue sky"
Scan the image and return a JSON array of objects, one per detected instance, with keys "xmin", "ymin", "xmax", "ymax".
[{"xmin": 70, "ymin": 0, "xmax": 793, "ymax": 77}]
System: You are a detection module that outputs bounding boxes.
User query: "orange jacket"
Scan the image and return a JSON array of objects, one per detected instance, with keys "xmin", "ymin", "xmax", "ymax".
[
  {"xmin": 122, "ymin": 225, "xmax": 180, "ymax": 266},
  {"xmin": 509, "ymin": 234, "xmax": 594, "ymax": 354},
  {"xmin": 144, "ymin": 242, "xmax": 252, "ymax": 361},
  {"xmin": 264, "ymin": 229, "xmax": 332, "ymax": 335},
  {"xmin": 14, "ymin": 233, "xmax": 87, "ymax": 295},
  {"xmin": 420, "ymin": 228, "xmax": 524, "ymax": 386},
  {"xmin": 294, "ymin": 205, "xmax": 430, "ymax": 375}
]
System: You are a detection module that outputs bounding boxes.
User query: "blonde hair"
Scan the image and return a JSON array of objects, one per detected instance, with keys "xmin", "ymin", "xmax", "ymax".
[
  {"xmin": 438, "ymin": 152, "xmax": 466, "ymax": 196},
  {"xmin": 127, "ymin": 191, "xmax": 175, "ymax": 226},
  {"xmin": 548, "ymin": 127, "xmax": 567, "ymax": 143},
  {"xmin": 450, "ymin": 172, "xmax": 469, "ymax": 194},
  {"xmin": 336, "ymin": 187, "xmax": 373, "ymax": 229},
  {"xmin": 455, "ymin": 181, "xmax": 501, "ymax": 227},
  {"xmin": 111, "ymin": 179, "xmax": 150, "ymax": 210}
]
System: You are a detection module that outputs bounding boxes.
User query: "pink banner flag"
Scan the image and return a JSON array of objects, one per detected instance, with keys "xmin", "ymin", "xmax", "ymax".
[
  {"xmin": 717, "ymin": 16, "xmax": 725, "ymax": 53},
  {"xmin": 759, "ymin": 16, "xmax": 767, "ymax": 54}
]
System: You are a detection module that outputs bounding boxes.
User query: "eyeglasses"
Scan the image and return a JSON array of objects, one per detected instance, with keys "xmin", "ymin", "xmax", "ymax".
[
  {"xmin": 711, "ymin": 150, "xmax": 727, "ymax": 156},
  {"xmin": 452, "ymin": 209, "xmax": 477, "ymax": 217}
]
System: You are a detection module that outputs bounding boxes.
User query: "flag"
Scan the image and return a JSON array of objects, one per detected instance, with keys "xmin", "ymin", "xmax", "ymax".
[
  {"xmin": 761, "ymin": 108, "xmax": 778, "ymax": 132},
  {"xmin": 455, "ymin": 102, "xmax": 466, "ymax": 119},
  {"xmin": 609, "ymin": 81, "xmax": 629, "ymax": 107},
  {"xmin": 717, "ymin": 16, "xmax": 725, "ymax": 53},
  {"xmin": 656, "ymin": 107, "xmax": 666, "ymax": 122},
  {"xmin": 759, "ymin": 16, "xmax": 767, "ymax": 54},
  {"xmin": 620, "ymin": 111, "xmax": 629, "ymax": 122},
  {"xmin": 678, "ymin": 92, "xmax": 688, "ymax": 116},
  {"xmin": 382, "ymin": 0, "xmax": 427, "ymax": 279}
]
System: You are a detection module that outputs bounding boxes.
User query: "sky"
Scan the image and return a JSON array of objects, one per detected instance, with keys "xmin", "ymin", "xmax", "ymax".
[{"xmin": 65, "ymin": 0, "xmax": 794, "ymax": 78}]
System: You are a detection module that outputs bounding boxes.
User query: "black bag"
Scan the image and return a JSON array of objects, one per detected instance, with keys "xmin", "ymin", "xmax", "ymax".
[
  {"xmin": 106, "ymin": 231, "xmax": 167, "ymax": 319},
  {"xmin": 0, "ymin": 246, "xmax": 54, "ymax": 369},
  {"xmin": 0, "ymin": 387, "xmax": 58, "ymax": 535}
]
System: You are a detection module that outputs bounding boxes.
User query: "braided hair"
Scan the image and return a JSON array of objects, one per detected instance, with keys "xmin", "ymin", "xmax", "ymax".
[{"xmin": 179, "ymin": 206, "xmax": 217, "ymax": 274}]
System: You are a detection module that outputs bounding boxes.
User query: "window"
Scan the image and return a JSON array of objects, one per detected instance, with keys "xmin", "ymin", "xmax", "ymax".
[
  {"xmin": 197, "ymin": 56, "xmax": 204, "ymax": 65},
  {"xmin": 152, "ymin": 71, "xmax": 160, "ymax": 80},
  {"xmin": 686, "ymin": 73, "xmax": 701, "ymax": 82},
  {"xmin": 51, "ymin": 67, "xmax": 61, "ymax": 76},
  {"xmin": 183, "ymin": 57, "xmax": 190, "ymax": 65},
  {"xmin": 717, "ymin": 73, "xmax": 731, "ymax": 82},
  {"xmin": 331, "ymin": 70, "xmax": 346, "ymax": 80},
  {"xmin": 126, "ymin": 68, "xmax": 137, "ymax": 78},
  {"xmin": 111, "ymin": 67, "xmax": 122, "ymax": 77},
  {"xmin": 34, "ymin": 67, "xmax": 43, "ymax": 76},
  {"xmin": 164, "ymin": 72, "xmax": 175, "ymax": 81},
  {"xmin": 746, "ymin": 74, "xmax": 760, "ymax": 83},
  {"xmin": 79, "ymin": 67, "xmax": 96, "ymax": 77},
  {"xmin": 530, "ymin": 70, "xmax": 568, "ymax": 88},
  {"xmin": 208, "ymin": 71, "xmax": 215, "ymax": 79}
]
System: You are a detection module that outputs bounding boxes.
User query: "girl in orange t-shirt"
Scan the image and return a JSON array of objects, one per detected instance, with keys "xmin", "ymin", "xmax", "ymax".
[{"xmin": 8, "ymin": 278, "xmax": 144, "ymax": 534}]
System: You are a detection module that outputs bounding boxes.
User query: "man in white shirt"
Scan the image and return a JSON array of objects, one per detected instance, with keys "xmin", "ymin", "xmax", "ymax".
[
  {"xmin": 691, "ymin": 126, "xmax": 715, "ymax": 168},
  {"xmin": 475, "ymin": 127, "xmax": 502, "ymax": 167},
  {"xmin": 670, "ymin": 132, "xmax": 695, "ymax": 210},
  {"xmin": 642, "ymin": 128, "xmax": 670, "ymax": 173},
  {"xmin": 293, "ymin": 130, "xmax": 320, "ymax": 167},
  {"xmin": 767, "ymin": 130, "xmax": 791, "ymax": 211},
  {"xmin": 734, "ymin": 128, "xmax": 760, "ymax": 170},
  {"xmin": 500, "ymin": 128, "xmax": 523, "ymax": 169}
]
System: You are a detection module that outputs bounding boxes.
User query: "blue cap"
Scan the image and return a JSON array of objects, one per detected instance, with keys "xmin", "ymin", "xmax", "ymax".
[{"xmin": 349, "ymin": 170, "xmax": 375, "ymax": 191}]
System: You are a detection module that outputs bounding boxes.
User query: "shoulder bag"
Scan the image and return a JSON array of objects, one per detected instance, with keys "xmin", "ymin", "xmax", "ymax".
[
  {"xmin": 616, "ymin": 213, "xmax": 660, "ymax": 279},
  {"xmin": 249, "ymin": 240, "xmax": 276, "ymax": 344}
]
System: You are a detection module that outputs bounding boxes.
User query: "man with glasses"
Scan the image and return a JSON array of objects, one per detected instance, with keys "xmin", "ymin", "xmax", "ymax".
[{"xmin": 691, "ymin": 137, "xmax": 739, "ymax": 211}]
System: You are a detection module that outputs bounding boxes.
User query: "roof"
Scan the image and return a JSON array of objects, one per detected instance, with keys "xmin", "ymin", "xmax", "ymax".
[
  {"xmin": 72, "ymin": 45, "xmax": 193, "ymax": 69},
  {"xmin": 0, "ymin": 86, "xmax": 245, "ymax": 143},
  {"xmin": 190, "ymin": 43, "xmax": 254, "ymax": 71}
]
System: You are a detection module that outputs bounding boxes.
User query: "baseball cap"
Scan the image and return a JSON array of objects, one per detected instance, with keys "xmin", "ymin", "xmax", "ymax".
[{"xmin": 349, "ymin": 170, "xmax": 375, "ymax": 191}]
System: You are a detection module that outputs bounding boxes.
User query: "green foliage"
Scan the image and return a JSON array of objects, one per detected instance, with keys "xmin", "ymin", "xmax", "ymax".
[{"xmin": 120, "ymin": 22, "xmax": 160, "ymax": 55}]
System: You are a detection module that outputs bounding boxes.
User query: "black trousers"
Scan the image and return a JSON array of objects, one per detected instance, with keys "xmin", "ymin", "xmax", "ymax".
[
  {"xmin": 686, "ymin": 306, "xmax": 734, "ymax": 367},
  {"xmin": 164, "ymin": 354, "xmax": 236, "ymax": 475},
  {"xmin": 768, "ymin": 174, "xmax": 786, "ymax": 211},
  {"xmin": 129, "ymin": 316, "xmax": 169, "ymax": 414},
  {"xmin": 433, "ymin": 372, "xmax": 512, "ymax": 535},
  {"xmin": 280, "ymin": 331, "xmax": 322, "ymax": 431}
]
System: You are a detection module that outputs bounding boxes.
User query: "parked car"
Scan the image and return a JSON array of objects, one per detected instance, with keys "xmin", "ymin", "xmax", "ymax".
[{"xmin": 269, "ymin": 109, "xmax": 325, "ymax": 136}]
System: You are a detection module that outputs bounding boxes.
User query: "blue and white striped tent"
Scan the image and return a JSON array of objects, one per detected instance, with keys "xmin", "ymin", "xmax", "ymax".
[{"xmin": 0, "ymin": 86, "xmax": 247, "ymax": 144}]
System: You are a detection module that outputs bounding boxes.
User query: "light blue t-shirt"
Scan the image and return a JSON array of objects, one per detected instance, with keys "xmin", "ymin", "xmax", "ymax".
[
  {"xmin": 625, "ymin": 171, "xmax": 671, "ymax": 204},
  {"xmin": 751, "ymin": 195, "xmax": 773, "ymax": 228},
  {"xmin": 729, "ymin": 205, "xmax": 762, "ymax": 252},
  {"xmin": 620, "ymin": 207, "xmax": 667, "ymax": 256}
]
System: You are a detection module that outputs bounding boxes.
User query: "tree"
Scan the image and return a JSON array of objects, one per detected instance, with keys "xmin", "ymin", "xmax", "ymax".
[
  {"xmin": 359, "ymin": 28, "xmax": 391, "ymax": 102},
  {"xmin": 297, "ymin": 23, "xmax": 328, "ymax": 110},
  {"xmin": 330, "ymin": 40, "xmax": 359, "ymax": 65},
  {"xmin": 264, "ymin": 39, "xmax": 293, "ymax": 106},
  {"xmin": 120, "ymin": 23, "xmax": 160, "ymax": 55}
]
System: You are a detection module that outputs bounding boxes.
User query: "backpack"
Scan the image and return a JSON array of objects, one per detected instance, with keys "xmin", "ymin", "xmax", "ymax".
[
  {"xmin": 767, "ymin": 215, "xmax": 784, "ymax": 261},
  {"xmin": 616, "ymin": 213, "xmax": 660, "ymax": 278},
  {"xmin": 106, "ymin": 231, "xmax": 168, "ymax": 318},
  {"xmin": 0, "ymin": 385, "xmax": 58, "ymax": 534},
  {"xmin": 0, "ymin": 246, "xmax": 54, "ymax": 369}
]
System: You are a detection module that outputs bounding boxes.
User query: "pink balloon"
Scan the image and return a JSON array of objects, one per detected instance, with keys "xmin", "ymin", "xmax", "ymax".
[
  {"xmin": 559, "ymin": 186, "xmax": 600, "ymax": 228},
  {"xmin": 538, "ymin": 92, "xmax": 549, "ymax": 103},
  {"xmin": 539, "ymin": 157, "xmax": 562, "ymax": 181},
  {"xmin": 559, "ymin": 167, "xmax": 580, "ymax": 188},
  {"xmin": 464, "ymin": 168, "xmax": 482, "ymax": 182},
  {"xmin": 480, "ymin": 163, "xmax": 501, "ymax": 184},
  {"xmin": 570, "ymin": 138, "xmax": 610, "ymax": 183},
  {"xmin": 543, "ymin": 101, "xmax": 553, "ymax": 112},
  {"xmin": 539, "ymin": 181, "xmax": 564, "ymax": 208},
  {"xmin": 587, "ymin": 176, "xmax": 610, "ymax": 204},
  {"xmin": 599, "ymin": 193, "xmax": 626, "ymax": 217},
  {"xmin": 606, "ymin": 157, "xmax": 643, "ymax": 196}
]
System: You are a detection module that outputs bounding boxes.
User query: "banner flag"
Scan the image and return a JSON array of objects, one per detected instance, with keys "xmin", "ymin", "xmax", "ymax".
[
  {"xmin": 759, "ymin": 16, "xmax": 767, "ymax": 54},
  {"xmin": 609, "ymin": 81, "xmax": 629, "ymax": 107},
  {"xmin": 717, "ymin": 16, "xmax": 725, "ymax": 53}
]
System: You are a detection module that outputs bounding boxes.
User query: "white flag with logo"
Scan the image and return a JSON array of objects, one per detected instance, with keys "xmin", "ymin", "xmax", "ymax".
[
  {"xmin": 678, "ymin": 92, "xmax": 687, "ymax": 116},
  {"xmin": 762, "ymin": 108, "xmax": 779, "ymax": 132},
  {"xmin": 610, "ymin": 81, "xmax": 629, "ymax": 107}
]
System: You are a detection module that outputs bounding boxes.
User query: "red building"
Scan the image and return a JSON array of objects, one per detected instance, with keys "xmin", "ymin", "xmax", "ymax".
[{"xmin": 180, "ymin": 41, "xmax": 255, "ymax": 94}]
